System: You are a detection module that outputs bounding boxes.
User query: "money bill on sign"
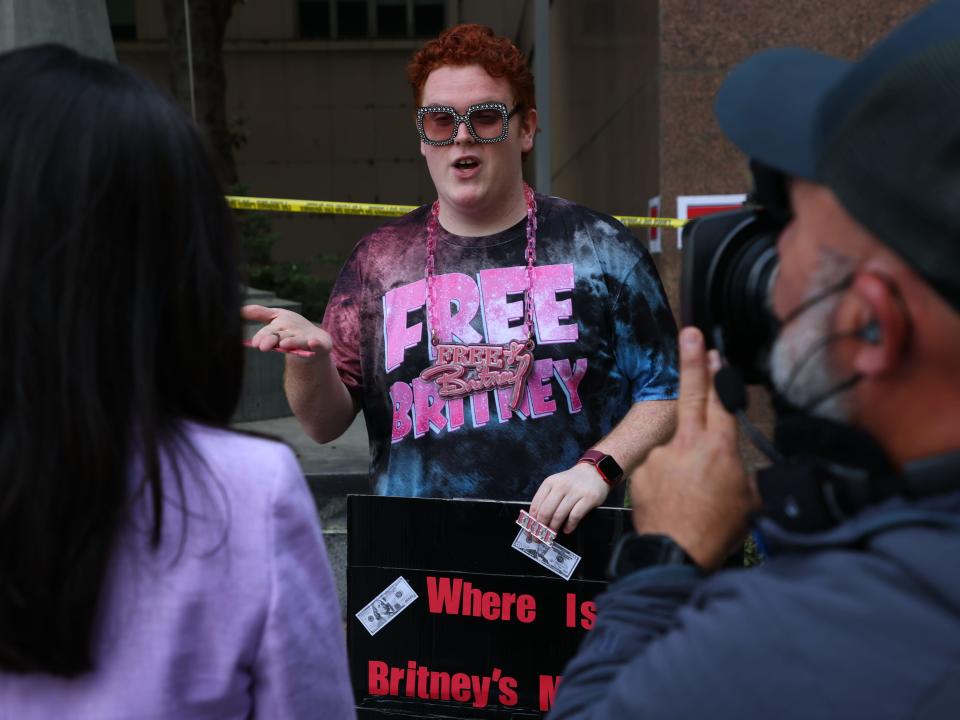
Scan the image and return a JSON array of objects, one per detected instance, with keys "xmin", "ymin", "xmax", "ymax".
[
  {"xmin": 355, "ymin": 576, "xmax": 419, "ymax": 636},
  {"xmin": 511, "ymin": 528, "xmax": 581, "ymax": 581}
]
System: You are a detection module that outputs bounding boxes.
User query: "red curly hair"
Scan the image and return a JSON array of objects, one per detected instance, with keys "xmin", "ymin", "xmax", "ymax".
[{"xmin": 407, "ymin": 24, "xmax": 536, "ymax": 112}]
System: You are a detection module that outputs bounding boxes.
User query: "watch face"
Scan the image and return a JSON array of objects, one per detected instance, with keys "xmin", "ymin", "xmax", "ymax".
[{"xmin": 597, "ymin": 454, "xmax": 622, "ymax": 482}]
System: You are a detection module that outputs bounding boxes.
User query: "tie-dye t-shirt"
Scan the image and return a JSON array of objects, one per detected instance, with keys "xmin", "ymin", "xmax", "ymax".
[{"xmin": 323, "ymin": 194, "xmax": 678, "ymax": 501}]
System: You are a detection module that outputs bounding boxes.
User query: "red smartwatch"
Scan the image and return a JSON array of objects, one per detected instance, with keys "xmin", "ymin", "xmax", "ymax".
[{"xmin": 577, "ymin": 449, "xmax": 624, "ymax": 487}]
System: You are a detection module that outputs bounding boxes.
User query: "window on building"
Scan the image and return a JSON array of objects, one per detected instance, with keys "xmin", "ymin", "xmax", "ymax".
[
  {"xmin": 413, "ymin": 0, "xmax": 444, "ymax": 37},
  {"xmin": 106, "ymin": 0, "xmax": 136, "ymax": 40},
  {"xmin": 337, "ymin": 0, "xmax": 368, "ymax": 38},
  {"xmin": 298, "ymin": 0, "xmax": 446, "ymax": 39},
  {"xmin": 300, "ymin": 0, "xmax": 332, "ymax": 38},
  {"xmin": 377, "ymin": 0, "xmax": 407, "ymax": 37}
]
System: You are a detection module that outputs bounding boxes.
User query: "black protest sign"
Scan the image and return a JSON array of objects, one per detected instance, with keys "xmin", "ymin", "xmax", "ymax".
[{"xmin": 347, "ymin": 495, "xmax": 631, "ymax": 718}]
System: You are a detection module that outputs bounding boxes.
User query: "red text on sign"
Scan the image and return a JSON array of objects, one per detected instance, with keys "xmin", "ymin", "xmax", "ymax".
[
  {"xmin": 564, "ymin": 592, "xmax": 597, "ymax": 630},
  {"xmin": 368, "ymin": 660, "xmax": 519, "ymax": 708},
  {"xmin": 426, "ymin": 575, "xmax": 537, "ymax": 623},
  {"xmin": 539, "ymin": 674, "xmax": 562, "ymax": 711}
]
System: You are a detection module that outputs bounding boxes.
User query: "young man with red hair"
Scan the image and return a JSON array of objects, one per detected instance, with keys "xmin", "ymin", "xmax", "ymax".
[{"xmin": 245, "ymin": 24, "xmax": 677, "ymax": 533}]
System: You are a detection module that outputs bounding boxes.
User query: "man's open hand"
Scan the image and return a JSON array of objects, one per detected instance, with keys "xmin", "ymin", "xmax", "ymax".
[{"xmin": 242, "ymin": 305, "xmax": 333, "ymax": 357}]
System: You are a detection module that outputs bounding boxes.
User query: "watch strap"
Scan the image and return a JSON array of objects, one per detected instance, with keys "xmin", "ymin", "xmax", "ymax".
[
  {"xmin": 607, "ymin": 533, "xmax": 702, "ymax": 580},
  {"xmin": 578, "ymin": 449, "xmax": 624, "ymax": 487}
]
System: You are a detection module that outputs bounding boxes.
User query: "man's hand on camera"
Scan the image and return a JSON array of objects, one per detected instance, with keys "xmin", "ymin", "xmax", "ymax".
[
  {"xmin": 630, "ymin": 327, "xmax": 759, "ymax": 572},
  {"xmin": 529, "ymin": 464, "xmax": 610, "ymax": 534},
  {"xmin": 242, "ymin": 304, "xmax": 333, "ymax": 357}
]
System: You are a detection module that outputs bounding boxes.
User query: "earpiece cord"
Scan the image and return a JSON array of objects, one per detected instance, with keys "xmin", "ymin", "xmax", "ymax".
[
  {"xmin": 797, "ymin": 372, "xmax": 864, "ymax": 416},
  {"xmin": 778, "ymin": 273, "xmax": 854, "ymax": 327}
]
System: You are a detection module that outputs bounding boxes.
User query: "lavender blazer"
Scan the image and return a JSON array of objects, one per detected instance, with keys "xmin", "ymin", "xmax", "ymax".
[{"xmin": 0, "ymin": 423, "xmax": 356, "ymax": 719}]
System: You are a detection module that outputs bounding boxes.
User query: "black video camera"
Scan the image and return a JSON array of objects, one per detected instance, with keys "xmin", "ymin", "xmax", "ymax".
[
  {"xmin": 677, "ymin": 166, "xmax": 947, "ymax": 533},
  {"xmin": 679, "ymin": 163, "xmax": 789, "ymax": 386}
]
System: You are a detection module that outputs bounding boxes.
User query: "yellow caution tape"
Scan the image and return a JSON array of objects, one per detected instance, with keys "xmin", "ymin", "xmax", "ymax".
[
  {"xmin": 617, "ymin": 215, "xmax": 687, "ymax": 229},
  {"xmin": 226, "ymin": 195, "xmax": 416, "ymax": 218},
  {"xmin": 226, "ymin": 195, "xmax": 688, "ymax": 229}
]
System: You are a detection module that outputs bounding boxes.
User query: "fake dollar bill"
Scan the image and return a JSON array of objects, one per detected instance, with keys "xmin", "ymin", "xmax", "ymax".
[
  {"xmin": 511, "ymin": 528, "xmax": 581, "ymax": 581},
  {"xmin": 356, "ymin": 576, "xmax": 419, "ymax": 636}
]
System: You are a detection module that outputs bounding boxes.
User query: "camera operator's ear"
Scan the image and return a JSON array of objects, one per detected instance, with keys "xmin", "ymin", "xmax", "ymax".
[{"xmin": 849, "ymin": 271, "xmax": 910, "ymax": 376}]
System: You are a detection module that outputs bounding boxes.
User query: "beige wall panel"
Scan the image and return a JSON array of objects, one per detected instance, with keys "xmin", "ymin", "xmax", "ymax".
[
  {"xmin": 329, "ymin": 106, "xmax": 377, "ymax": 160},
  {"xmin": 285, "ymin": 107, "xmax": 336, "ymax": 161},
  {"xmin": 375, "ymin": 159, "xmax": 422, "ymax": 205},
  {"xmin": 328, "ymin": 52, "xmax": 376, "ymax": 104},
  {"xmin": 282, "ymin": 53, "xmax": 334, "ymax": 108},
  {"xmin": 371, "ymin": 51, "xmax": 415, "ymax": 105},
  {"xmin": 374, "ymin": 105, "xmax": 420, "ymax": 162},
  {"xmin": 230, "ymin": 52, "xmax": 291, "ymax": 109},
  {"xmin": 238, "ymin": 108, "xmax": 294, "ymax": 162}
]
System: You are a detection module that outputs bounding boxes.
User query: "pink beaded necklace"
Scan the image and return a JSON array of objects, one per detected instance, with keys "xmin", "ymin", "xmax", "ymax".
[{"xmin": 419, "ymin": 183, "xmax": 538, "ymax": 411}]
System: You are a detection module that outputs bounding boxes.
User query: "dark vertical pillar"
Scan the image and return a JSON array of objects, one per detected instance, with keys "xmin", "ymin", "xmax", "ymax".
[{"xmin": 0, "ymin": 0, "xmax": 116, "ymax": 59}]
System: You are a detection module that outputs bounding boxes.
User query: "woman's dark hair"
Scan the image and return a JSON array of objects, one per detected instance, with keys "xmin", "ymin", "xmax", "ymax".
[{"xmin": 0, "ymin": 45, "xmax": 243, "ymax": 676}]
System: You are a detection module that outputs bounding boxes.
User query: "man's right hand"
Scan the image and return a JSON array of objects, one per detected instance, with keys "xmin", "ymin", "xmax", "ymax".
[
  {"xmin": 242, "ymin": 304, "xmax": 333, "ymax": 357},
  {"xmin": 630, "ymin": 328, "xmax": 757, "ymax": 571}
]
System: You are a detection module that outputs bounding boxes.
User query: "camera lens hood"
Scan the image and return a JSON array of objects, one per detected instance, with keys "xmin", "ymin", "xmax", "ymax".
[{"xmin": 681, "ymin": 208, "xmax": 780, "ymax": 384}]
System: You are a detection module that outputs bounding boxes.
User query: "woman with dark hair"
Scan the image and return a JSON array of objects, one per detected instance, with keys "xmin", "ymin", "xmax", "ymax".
[{"xmin": 0, "ymin": 45, "xmax": 354, "ymax": 718}]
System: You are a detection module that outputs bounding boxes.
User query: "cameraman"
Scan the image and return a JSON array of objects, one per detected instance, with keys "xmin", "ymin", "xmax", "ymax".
[{"xmin": 549, "ymin": 2, "xmax": 960, "ymax": 718}]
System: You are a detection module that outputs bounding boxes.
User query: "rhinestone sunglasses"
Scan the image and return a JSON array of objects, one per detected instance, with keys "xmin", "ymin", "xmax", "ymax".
[{"xmin": 416, "ymin": 102, "xmax": 520, "ymax": 146}]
